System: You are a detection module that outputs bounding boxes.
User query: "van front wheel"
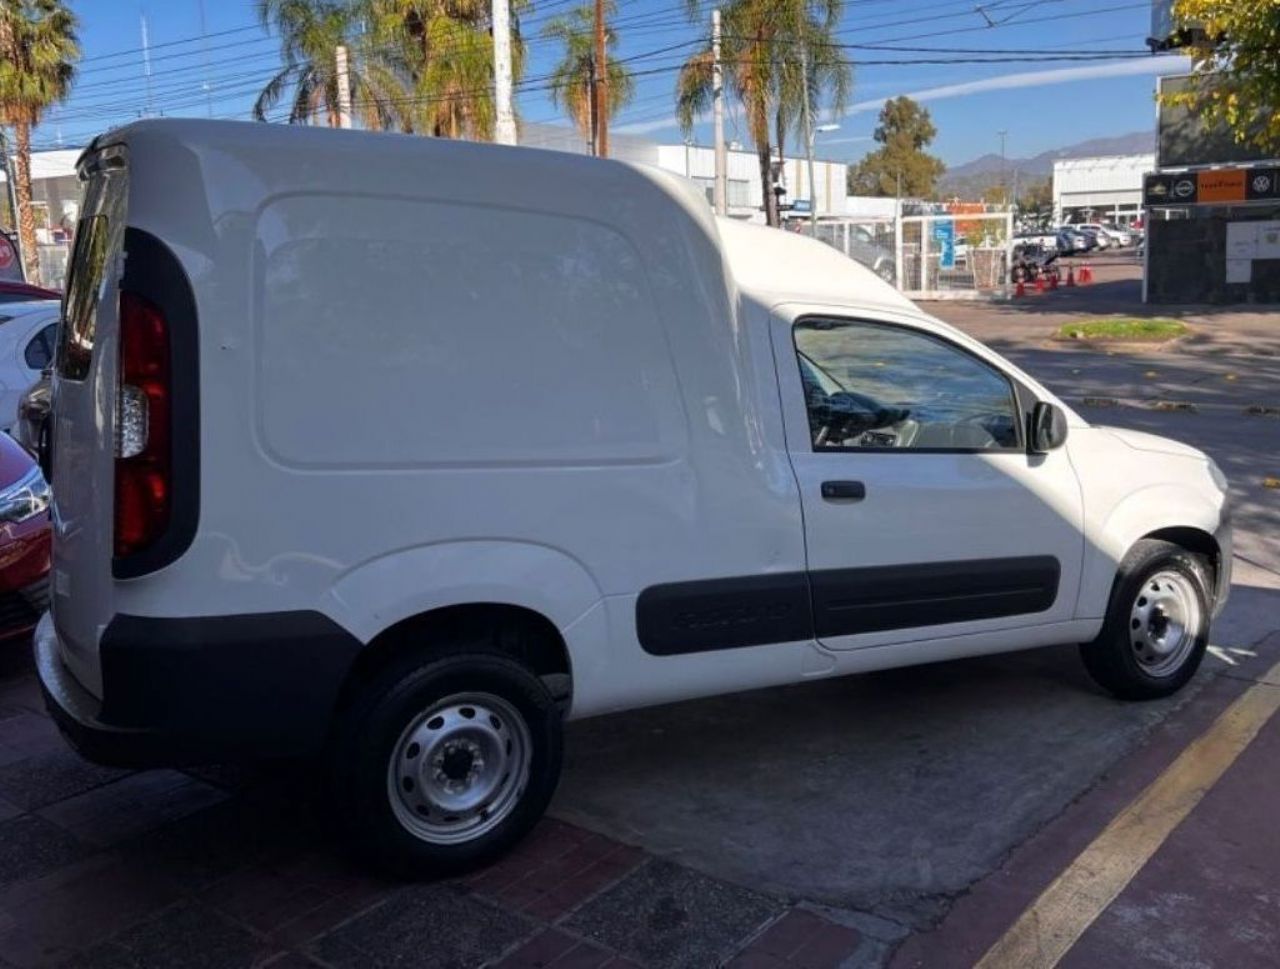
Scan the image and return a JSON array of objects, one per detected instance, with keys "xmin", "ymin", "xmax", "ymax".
[
  {"xmin": 1080, "ymin": 540, "xmax": 1211, "ymax": 700},
  {"xmin": 331, "ymin": 649, "xmax": 562, "ymax": 877}
]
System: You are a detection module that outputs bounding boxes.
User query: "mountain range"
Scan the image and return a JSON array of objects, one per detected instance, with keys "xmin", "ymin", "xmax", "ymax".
[{"xmin": 937, "ymin": 130, "xmax": 1155, "ymax": 197}]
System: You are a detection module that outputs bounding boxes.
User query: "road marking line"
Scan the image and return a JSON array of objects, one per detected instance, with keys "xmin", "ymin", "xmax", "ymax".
[{"xmin": 975, "ymin": 661, "xmax": 1280, "ymax": 969}]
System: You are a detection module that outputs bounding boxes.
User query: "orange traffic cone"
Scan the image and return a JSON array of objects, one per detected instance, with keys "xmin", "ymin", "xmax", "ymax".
[
  {"xmin": 1015, "ymin": 279, "xmax": 1025, "ymax": 297},
  {"xmin": 1034, "ymin": 275, "xmax": 1046, "ymax": 293},
  {"xmin": 1066, "ymin": 265, "xmax": 1076, "ymax": 287},
  {"xmin": 1079, "ymin": 264, "xmax": 1093, "ymax": 284},
  {"xmin": 1048, "ymin": 270, "xmax": 1059, "ymax": 290}
]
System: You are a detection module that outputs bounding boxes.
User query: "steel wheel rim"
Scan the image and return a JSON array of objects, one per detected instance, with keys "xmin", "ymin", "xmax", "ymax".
[
  {"xmin": 388, "ymin": 692, "xmax": 531, "ymax": 845},
  {"xmin": 1129, "ymin": 570, "xmax": 1201, "ymax": 677}
]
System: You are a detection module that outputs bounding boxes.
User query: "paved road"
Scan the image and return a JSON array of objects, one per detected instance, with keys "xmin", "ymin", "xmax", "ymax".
[{"xmin": 553, "ymin": 267, "xmax": 1280, "ymax": 963}]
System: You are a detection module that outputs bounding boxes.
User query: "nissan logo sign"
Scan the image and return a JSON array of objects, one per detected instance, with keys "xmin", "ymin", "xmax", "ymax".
[{"xmin": 1173, "ymin": 179, "xmax": 1195, "ymax": 198}]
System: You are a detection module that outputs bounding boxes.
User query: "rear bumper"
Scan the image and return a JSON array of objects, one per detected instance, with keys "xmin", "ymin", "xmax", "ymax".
[{"xmin": 36, "ymin": 609, "xmax": 363, "ymax": 768}]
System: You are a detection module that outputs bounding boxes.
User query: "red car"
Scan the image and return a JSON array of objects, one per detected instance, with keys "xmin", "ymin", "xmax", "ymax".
[
  {"xmin": 0, "ymin": 432, "xmax": 50, "ymax": 641},
  {"xmin": 0, "ymin": 280, "xmax": 61, "ymax": 304}
]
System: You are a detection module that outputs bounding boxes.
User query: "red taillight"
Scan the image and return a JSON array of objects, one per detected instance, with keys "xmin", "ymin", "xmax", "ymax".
[{"xmin": 114, "ymin": 291, "xmax": 171, "ymax": 559}]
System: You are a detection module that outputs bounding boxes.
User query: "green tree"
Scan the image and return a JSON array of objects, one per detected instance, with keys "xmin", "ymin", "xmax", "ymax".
[
  {"xmin": 677, "ymin": 0, "xmax": 852, "ymax": 226},
  {"xmin": 846, "ymin": 97, "xmax": 945, "ymax": 198},
  {"xmin": 1016, "ymin": 177, "xmax": 1052, "ymax": 219},
  {"xmin": 1158, "ymin": 0, "xmax": 1280, "ymax": 155},
  {"xmin": 0, "ymin": 0, "xmax": 78, "ymax": 284},
  {"xmin": 253, "ymin": 0, "xmax": 404, "ymax": 128},
  {"xmin": 368, "ymin": 0, "xmax": 530, "ymax": 140},
  {"xmin": 542, "ymin": 1, "xmax": 634, "ymax": 151}
]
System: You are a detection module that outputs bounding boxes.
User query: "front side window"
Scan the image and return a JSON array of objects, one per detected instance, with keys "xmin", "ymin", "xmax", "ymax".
[{"xmin": 793, "ymin": 318, "xmax": 1021, "ymax": 451}]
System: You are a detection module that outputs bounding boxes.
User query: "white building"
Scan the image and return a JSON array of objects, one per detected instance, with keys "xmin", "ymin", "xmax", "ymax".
[
  {"xmin": 1052, "ymin": 153, "xmax": 1154, "ymax": 225},
  {"xmin": 521, "ymin": 122, "xmax": 848, "ymax": 222}
]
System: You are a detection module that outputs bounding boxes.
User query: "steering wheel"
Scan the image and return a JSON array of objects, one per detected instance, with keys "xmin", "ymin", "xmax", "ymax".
[{"xmin": 814, "ymin": 390, "xmax": 911, "ymax": 445}]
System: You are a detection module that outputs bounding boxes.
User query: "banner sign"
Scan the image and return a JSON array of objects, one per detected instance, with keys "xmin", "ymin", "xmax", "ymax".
[
  {"xmin": 1144, "ymin": 167, "xmax": 1280, "ymax": 207},
  {"xmin": 932, "ymin": 219, "xmax": 956, "ymax": 269}
]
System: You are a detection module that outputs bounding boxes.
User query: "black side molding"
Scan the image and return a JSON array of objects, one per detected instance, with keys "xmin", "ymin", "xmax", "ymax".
[
  {"xmin": 811, "ymin": 556, "xmax": 1060, "ymax": 638},
  {"xmin": 637, "ymin": 572, "xmax": 812, "ymax": 656},
  {"xmin": 637, "ymin": 556, "xmax": 1060, "ymax": 655}
]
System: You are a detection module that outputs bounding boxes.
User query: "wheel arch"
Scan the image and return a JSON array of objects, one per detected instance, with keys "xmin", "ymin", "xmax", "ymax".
[
  {"xmin": 336, "ymin": 601, "xmax": 574, "ymax": 714},
  {"xmin": 1077, "ymin": 484, "xmax": 1225, "ymax": 619}
]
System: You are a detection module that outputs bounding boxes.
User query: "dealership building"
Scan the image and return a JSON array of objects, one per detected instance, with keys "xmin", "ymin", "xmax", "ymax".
[{"xmin": 1052, "ymin": 154, "xmax": 1153, "ymax": 226}]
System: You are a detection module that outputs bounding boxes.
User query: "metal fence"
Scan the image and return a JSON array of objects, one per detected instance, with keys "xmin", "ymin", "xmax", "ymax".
[
  {"xmin": 793, "ymin": 217, "xmax": 899, "ymax": 286},
  {"xmin": 796, "ymin": 208, "xmax": 1014, "ymax": 300},
  {"xmin": 897, "ymin": 211, "xmax": 1013, "ymax": 300}
]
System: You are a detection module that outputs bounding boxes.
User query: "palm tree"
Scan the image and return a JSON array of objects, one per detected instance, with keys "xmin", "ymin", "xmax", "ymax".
[
  {"xmin": 542, "ymin": 1, "xmax": 634, "ymax": 153},
  {"xmin": 0, "ymin": 0, "xmax": 78, "ymax": 285},
  {"xmin": 676, "ymin": 0, "xmax": 850, "ymax": 225},
  {"xmin": 254, "ymin": 0, "xmax": 405, "ymax": 128},
  {"xmin": 368, "ymin": 0, "xmax": 530, "ymax": 140}
]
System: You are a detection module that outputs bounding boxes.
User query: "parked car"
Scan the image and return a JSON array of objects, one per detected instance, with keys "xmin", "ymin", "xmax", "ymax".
[
  {"xmin": 0, "ymin": 300, "xmax": 60, "ymax": 433},
  {"xmin": 1077, "ymin": 227, "xmax": 1110, "ymax": 250},
  {"xmin": 845, "ymin": 224, "xmax": 897, "ymax": 284},
  {"xmin": 0, "ymin": 280, "xmax": 61, "ymax": 304},
  {"xmin": 1016, "ymin": 232, "xmax": 1059, "ymax": 251},
  {"xmin": 1076, "ymin": 222, "xmax": 1130, "ymax": 248},
  {"xmin": 1056, "ymin": 228, "xmax": 1089, "ymax": 253},
  {"xmin": 14, "ymin": 368, "xmax": 51, "ymax": 471},
  {"xmin": 0, "ymin": 431, "xmax": 50, "ymax": 642},
  {"xmin": 39, "ymin": 120, "xmax": 1231, "ymax": 877}
]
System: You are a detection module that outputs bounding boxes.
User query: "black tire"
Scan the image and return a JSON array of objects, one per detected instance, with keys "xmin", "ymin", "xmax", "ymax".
[
  {"xmin": 329, "ymin": 646, "xmax": 563, "ymax": 877},
  {"xmin": 1079, "ymin": 539, "xmax": 1211, "ymax": 701}
]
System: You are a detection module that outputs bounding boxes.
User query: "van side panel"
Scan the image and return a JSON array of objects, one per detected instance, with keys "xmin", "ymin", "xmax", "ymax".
[{"xmin": 95, "ymin": 122, "xmax": 808, "ymax": 724}]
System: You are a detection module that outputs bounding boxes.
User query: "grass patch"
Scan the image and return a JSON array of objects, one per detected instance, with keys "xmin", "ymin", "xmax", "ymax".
[{"xmin": 1056, "ymin": 317, "xmax": 1188, "ymax": 343}]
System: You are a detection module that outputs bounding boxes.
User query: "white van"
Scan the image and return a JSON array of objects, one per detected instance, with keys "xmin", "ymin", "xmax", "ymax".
[{"xmin": 38, "ymin": 121, "xmax": 1230, "ymax": 875}]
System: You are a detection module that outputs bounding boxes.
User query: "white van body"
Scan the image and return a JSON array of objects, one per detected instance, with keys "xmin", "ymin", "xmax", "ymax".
[{"xmin": 37, "ymin": 121, "xmax": 1230, "ymax": 871}]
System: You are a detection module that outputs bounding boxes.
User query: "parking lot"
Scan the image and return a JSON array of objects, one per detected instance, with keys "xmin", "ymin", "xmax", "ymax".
[{"xmin": 2, "ymin": 254, "xmax": 1278, "ymax": 968}]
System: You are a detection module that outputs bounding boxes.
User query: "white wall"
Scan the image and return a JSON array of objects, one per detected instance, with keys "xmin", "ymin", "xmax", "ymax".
[
  {"xmin": 1053, "ymin": 153, "xmax": 1154, "ymax": 223},
  {"xmin": 655, "ymin": 143, "xmax": 849, "ymax": 221}
]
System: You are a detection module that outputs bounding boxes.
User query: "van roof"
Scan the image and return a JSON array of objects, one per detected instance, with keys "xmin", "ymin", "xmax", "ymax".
[
  {"xmin": 89, "ymin": 118, "xmax": 915, "ymax": 318},
  {"xmin": 716, "ymin": 217, "xmax": 916, "ymax": 314}
]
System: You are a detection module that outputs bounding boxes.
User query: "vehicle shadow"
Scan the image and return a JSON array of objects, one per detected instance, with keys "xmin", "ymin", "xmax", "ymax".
[{"xmin": 553, "ymin": 577, "xmax": 1280, "ymax": 927}]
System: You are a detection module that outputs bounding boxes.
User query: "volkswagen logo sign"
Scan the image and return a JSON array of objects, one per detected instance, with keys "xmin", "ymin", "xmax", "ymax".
[
  {"xmin": 1253, "ymin": 173, "xmax": 1272, "ymax": 194},
  {"xmin": 1174, "ymin": 178, "xmax": 1195, "ymax": 198}
]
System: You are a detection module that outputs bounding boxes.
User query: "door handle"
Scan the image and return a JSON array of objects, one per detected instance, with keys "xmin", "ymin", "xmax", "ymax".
[{"xmin": 821, "ymin": 480, "xmax": 866, "ymax": 501}]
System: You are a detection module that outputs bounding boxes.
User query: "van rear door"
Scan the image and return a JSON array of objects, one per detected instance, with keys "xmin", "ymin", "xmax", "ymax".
[{"xmin": 49, "ymin": 144, "xmax": 129, "ymax": 697}]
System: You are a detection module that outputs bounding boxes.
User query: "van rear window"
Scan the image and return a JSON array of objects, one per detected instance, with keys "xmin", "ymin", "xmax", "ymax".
[{"xmin": 56, "ymin": 214, "xmax": 110, "ymax": 380}]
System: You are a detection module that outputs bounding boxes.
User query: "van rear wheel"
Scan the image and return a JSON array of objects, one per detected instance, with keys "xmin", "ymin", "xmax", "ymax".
[
  {"xmin": 330, "ymin": 648, "xmax": 562, "ymax": 877},
  {"xmin": 1079, "ymin": 539, "xmax": 1211, "ymax": 700}
]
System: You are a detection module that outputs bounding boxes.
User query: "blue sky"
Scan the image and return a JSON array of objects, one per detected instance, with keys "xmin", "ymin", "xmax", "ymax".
[{"xmin": 42, "ymin": 0, "xmax": 1189, "ymax": 166}]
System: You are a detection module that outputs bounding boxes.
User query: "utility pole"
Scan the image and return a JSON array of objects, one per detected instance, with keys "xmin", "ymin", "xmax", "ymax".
[
  {"xmin": 594, "ymin": 0, "xmax": 608, "ymax": 158},
  {"xmin": 997, "ymin": 129, "xmax": 1008, "ymax": 205},
  {"xmin": 197, "ymin": 0, "xmax": 214, "ymax": 118},
  {"xmin": 335, "ymin": 45, "xmax": 353, "ymax": 129},
  {"xmin": 492, "ymin": 0, "xmax": 517, "ymax": 145},
  {"xmin": 588, "ymin": 54, "xmax": 598, "ymax": 154},
  {"xmin": 800, "ymin": 44, "xmax": 817, "ymax": 232},
  {"xmin": 140, "ymin": 12, "xmax": 154, "ymax": 117},
  {"xmin": 711, "ymin": 9, "xmax": 727, "ymax": 216}
]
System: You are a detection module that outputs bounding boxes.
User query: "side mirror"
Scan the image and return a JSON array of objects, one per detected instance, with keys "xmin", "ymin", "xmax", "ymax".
[{"xmin": 1030, "ymin": 401, "xmax": 1069, "ymax": 453}]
